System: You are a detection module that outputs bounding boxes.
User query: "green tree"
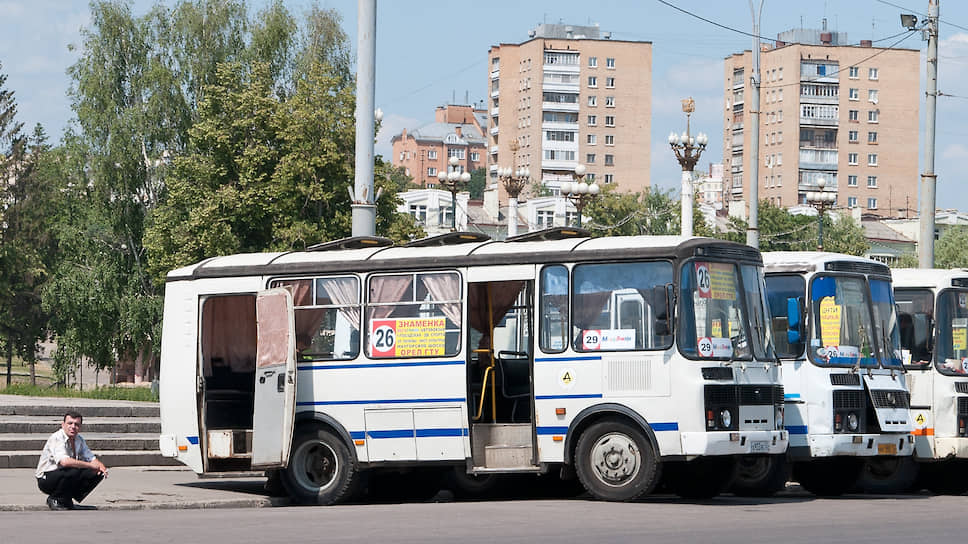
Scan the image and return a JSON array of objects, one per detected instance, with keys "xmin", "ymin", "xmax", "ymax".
[
  {"xmin": 584, "ymin": 185, "xmax": 679, "ymax": 237},
  {"xmin": 467, "ymin": 167, "xmax": 486, "ymax": 200},
  {"xmin": 935, "ymin": 227, "xmax": 968, "ymax": 268}
]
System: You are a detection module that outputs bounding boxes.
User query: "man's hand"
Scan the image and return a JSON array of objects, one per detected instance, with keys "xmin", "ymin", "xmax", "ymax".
[{"xmin": 93, "ymin": 459, "xmax": 108, "ymax": 477}]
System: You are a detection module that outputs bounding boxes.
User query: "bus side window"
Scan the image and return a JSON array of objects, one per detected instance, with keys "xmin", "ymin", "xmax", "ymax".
[{"xmin": 540, "ymin": 265, "xmax": 569, "ymax": 353}]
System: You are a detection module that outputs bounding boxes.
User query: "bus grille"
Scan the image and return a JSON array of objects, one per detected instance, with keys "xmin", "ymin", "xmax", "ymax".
[
  {"xmin": 825, "ymin": 261, "xmax": 891, "ymax": 276},
  {"xmin": 705, "ymin": 385, "xmax": 783, "ymax": 406},
  {"xmin": 870, "ymin": 390, "xmax": 910, "ymax": 409},
  {"xmin": 955, "ymin": 383, "xmax": 968, "ymax": 395},
  {"xmin": 701, "ymin": 245, "xmax": 762, "ymax": 264},
  {"xmin": 833, "ymin": 390, "xmax": 865, "ymax": 410},
  {"xmin": 959, "ymin": 397, "xmax": 968, "ymax": 417},
  {"xmin": 830, "ymin": 373, "xmax": 861, "ymax": 386}
]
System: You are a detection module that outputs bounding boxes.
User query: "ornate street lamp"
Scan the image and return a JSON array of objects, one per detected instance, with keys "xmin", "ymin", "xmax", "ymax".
[
  {"xmin": 437, "ymin": 156, "xmax": 471, "ymax": 230},
  {"xmin": 668, "ymin": 97, "xmax": 708, "ymax": 237},
  {"xmin": 806, "ymin": 178, "xmax": 837, "ymax": 251},
  {"xmin": 559, "ymin": 164, "xmax": 599, "ymax": 228}
]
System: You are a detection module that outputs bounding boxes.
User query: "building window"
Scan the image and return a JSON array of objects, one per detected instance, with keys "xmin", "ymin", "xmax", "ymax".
[
  {"xmin": 399, "ymin": 151, "xmax": 405, "ymax": 161},
  {"xmin": 587, "ymin": 115, "xmax": 597, "ymax": 126},
  {"xmin": 778, "ymin": 130, "xmax": 783, "ymax": 143},
  {"xmin": 868, "ymin": 153, "xmax": 878, "ymax": 166},
  {"xmin": 588, "ymin": 56, "xmax": 597, "ymax": 68},
  {"xmin": 604, "ymin": 115, "xmax": 615, "ymax": 127},
  {"xmin": 848, "ymin": 175, "xmax": 858, "ymax": 186},
  {"xmin": 867, "ymin": 131, "xmax": 877, "ymax": 144},
  {"xmin": 849, "ymin": 88, "xmax": 859, "ymax": 100},
  {"xmin": 586, "ymin": 173, "xmax": 595, "ymax": 182},
  {"xmin": 588, "ymin": 95, "xmax": 597, "ymax": 107},
  {"xmin": 586, "ymin": 153, "xmax": 596, "ymax": 163},
  {"xmin": 565, "ymin": 211, "xmax": 578, "ymax": 225},
  {"xmin": 545, "ymin": 130, "xmax": 576, "ymax": 142},
  {"xmin": 428, "ymin": 150, "xmax": 438, "ymax": 160},
  {"xmin": 543, "ymin": 149, "xmax": 576, "ymax": 161},
  {"xmin": 604, "ymin": 154, "xmax": 614, "ymax": 166},
  {"xmin": 409, "ymin": 204, "xmax": 427, "ymax": 223},
  {"xmin": 427, "ymin": 167, "xmax": 437, "ymax": 177},
  {"xmin": 869, "ymin": 67, "xmax": 878, "ymax": 80},
  {"xmin": 606, "ymin": 57, "xmax": 615, "ymax": 68},
  {"xmin": 867, "ymin": 175, "xmax": 878, "ymax": 187},
  {"xmin": 777, "ymin": 152, "xmax": 782, "ymax": 165},
  {"xmin": 605, "ymin": 77, "xmax": 615, "ymax": 88},
  {"xmin": 848, "ymin": 152, "xmax": 858, "ymax": 165},
  {"xmin": 848, "ymin": 130, "xmax": 858, "ymax": 142},
  {"xmin": 470, "ymin": 152, "xmax": 480, "ymax": 162},
  {"xmin": 848, "ymin": 196, "xmax": 858, "ymax": 207},
  {"xmin": 588, "ymin": 76, "xmax": 597, "ymax": 88},
  {"xmin": 868, "ymin": 89, "xmax": 878, "ymax": 103},
  {"xmin": 605, "ymin": 96, "xmax": 615, "ymax": 107},
  {"xmin": 536, "ymin": 210, "xmax": 554, "ymax": 228},
  {"xmin": 604, "ymin": 134, "xmax": 614, "ymax": 145},
  {"xmin": 868, "ymin": 197, "xmax": 877, "ymax": 209},
  {"xmin": 848, "ymin": 109, "xmax": 859, "ymax": 122},
  {"xmin": 604, "ymin": 173, "xmax": 614, "ymax": 184},
  {"xmin": 777, "ymin": 175, "xmax": 782, "ymax": 186},
  {"xmin": 587, "ymin": 134, "xmax": 597, "ymax": 145},
  {"xmin": 448, "ymin": 148, "xmax": 465, "ymax": 159},
  {"xmin": 849, "ymin": 66, "xmax": 859, "ymax": 78},
  {"xmin": 868, "ymin": 110, "xmax": 879, "ymax": 123}
]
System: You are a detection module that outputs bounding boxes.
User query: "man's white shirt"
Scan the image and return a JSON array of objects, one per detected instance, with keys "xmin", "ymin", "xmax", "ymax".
[{"xmin": 35, "ymin": 428, "xmax": 96, "ymax": 477}]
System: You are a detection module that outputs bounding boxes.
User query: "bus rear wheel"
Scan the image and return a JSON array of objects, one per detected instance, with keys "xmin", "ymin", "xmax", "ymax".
[
  {"xmin": 918, "ymin": 459, "xmax": 968, "ymax": 495},
  {"xmin": 282, "ymin": 426, "xmax": 357, "ymax": 505},
  {"xmin": 792, "ymin": 458, "xmax": 862, "ymax": 496},
  {"xmin": 857, "ymin": 456, "xmax": 918, "ymax": 494},
  {"xmin": 574, "ymin": 420, "xmax": 659, "ymax": 501},
  {"xmin": 730, "ymin": 454, "xmax": 788, "ymax": 497}
]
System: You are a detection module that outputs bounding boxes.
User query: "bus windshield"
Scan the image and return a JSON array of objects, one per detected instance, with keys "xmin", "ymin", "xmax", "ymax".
[
  {"xmin": 870, "ymin": 278, "xmax": 903, "ymax": 368},
  {"xmin": 895, "ymin": 288, "xmax": 934, "ymax": 369},
  {"xmin": 935, "ymin": 289, "xmax": 968, "ymax": 375},
  {"xmin": 679, "ymin": 260, "xmax": 756, "ymax": 360},
  {"xmin": 808, "ymin": 275, "xmax": 878, "ymax": 368}
]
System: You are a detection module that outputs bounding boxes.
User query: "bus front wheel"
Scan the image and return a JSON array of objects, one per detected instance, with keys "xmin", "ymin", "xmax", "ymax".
[
  {"xmin": 730, "ymin": 454, "xmax": 788, "ymax": 497},
  {"xmin": 574, "ymin": 420, "xmax": 659, "ymax": 501},
  {"xmin": 282, "ymin": 426, "xmax": 357, "ymax": 505}
]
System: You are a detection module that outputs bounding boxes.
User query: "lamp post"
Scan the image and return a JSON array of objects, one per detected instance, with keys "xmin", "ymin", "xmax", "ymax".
[
  {"xmin": 497, "ymin": 166, "xmax": 529, "ymax": 237},
  {"xmin": 560, "ymin": 164, "xmax": 599, "ymax": 228},
  {"xmin": 806, "ymin": 178, "xmax": 837, "ymax": 251},
  {"xmin": 437, "ymin": 156, "xmax": 471, "ymax": 230},
  {"xmin": 668, "ymin": 98, "xmax": 708, "ymax": 237}
]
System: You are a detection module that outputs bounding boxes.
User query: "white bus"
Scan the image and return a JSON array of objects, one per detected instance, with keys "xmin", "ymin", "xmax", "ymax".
[
  {"xmin": 891, "ymin": 268, "xmax": 968, "ymax": 494},
  {"xmin": 731, "ymin": 252, "xmax": 914, "ymax": 496},
  {"xmin": 158, "ymin": 230, "xmax": 787, "ymax": 504}
]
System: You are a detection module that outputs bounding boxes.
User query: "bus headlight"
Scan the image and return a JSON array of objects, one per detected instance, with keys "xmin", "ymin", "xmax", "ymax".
[
  {"xmin": 775, "ymin": 406, "xmax": 784, "ymax": 430},
  {"xmin": 720, "ymin": 408, "xmax": 732, "ymax": 429},
  {"xmin": 846, "ymin": 412, "xmax": 860, "ymax": 433}
]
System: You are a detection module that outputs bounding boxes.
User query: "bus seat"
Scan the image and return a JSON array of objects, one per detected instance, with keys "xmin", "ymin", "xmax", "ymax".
[{"xmin": 497, "ymin": 351, "xmax": 530, "ymax": 422}]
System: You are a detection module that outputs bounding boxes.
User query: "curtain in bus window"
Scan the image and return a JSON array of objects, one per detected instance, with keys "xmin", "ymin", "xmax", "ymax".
[
  {"xmin": 273, "ymin": 279, "xmax": 313, "ymax": 305},
  {"xmin": 318, "ymin": 277, "xmax": 361, "ymax": 330},
  {"xmin": 468, "ymin": 281, "xmax": 526, "ymax": 333},
  {"xmin": 421, "ymin": 272, "xmax": 462, "ymax": 326},
  {"xmin": 201, "ymin": 295, "xmax": 257, "ymax": 375},
  {"xmin": 368, "ymin": 275, "xmax": 412, "ymax": 319}
]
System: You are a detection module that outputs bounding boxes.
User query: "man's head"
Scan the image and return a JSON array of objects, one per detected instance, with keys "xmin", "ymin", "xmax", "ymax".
[{"xmin": 62, "ymin": 411, "xmax": 83, "ymax": 438}]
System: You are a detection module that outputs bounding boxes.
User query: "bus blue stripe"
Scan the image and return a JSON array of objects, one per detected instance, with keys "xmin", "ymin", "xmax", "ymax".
[
  {"xmin": 786, "ymin": 425, "xmax": 808, "ymax": 435},
  {"xmin": 350, "ymin": 431, "xmax": 365, "ymax": 440},
  {"xmin": 536, "ymin": 426, "xmax": 569, "ymax": 435},
  {"xmin": 367, "ymin": 429, "xmax": 414, "ymax": 439},
  {"xmin": 784, "ymin": 393, "xmax": 801, "ymax": 399},
  {"xmin": 536, "ymin": 422, "xmax": 679, "ymax": 434},
  {"xmin": 298, "ymin": 360, "xmax": 464, "ymax": 371},
  {"xmin": 534, "ymin": 356, "xmax": 602, "ymax": 362},
  {"xmin": 348, "ymin": 428, "xmax": 468, "ymax": 440},
  {"xmin": 296, "ymin": 397, "xmax": 465, "ymax": 406},
  {"xmin": 535, "ymin": 394, "xmax": 603, "ymax": 400},
  {"xmin": 416, "ymin": 428, "xmax": 467, "ymax": 438},
  {"xmin": 186, "ymin": 436, "xmax": 199, "ymax": 445}
]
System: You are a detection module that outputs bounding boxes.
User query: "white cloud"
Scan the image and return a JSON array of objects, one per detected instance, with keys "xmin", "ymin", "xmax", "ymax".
[
  {"xmin": 375, "ymin": 112, "xmax": 419, "ymax": 159},
  {"xmin": 941, "ymin": 142, "xmax": 968, "ymax": 161}
]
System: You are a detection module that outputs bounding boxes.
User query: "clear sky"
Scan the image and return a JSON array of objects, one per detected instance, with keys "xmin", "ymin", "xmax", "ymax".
[{"xmin": 2, "ymin": 0, "xmax": 967, "ymax": 210}]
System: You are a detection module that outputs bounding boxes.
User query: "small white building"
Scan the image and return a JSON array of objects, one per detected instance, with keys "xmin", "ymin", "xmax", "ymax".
[{"xmin": 396, "ymin": 189, "xmax": 470, "ymax": 236}]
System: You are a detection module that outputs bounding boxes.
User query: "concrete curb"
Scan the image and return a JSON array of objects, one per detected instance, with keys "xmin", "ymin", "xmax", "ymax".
[{"xmin": 0, "ymin": 497, "xmax": 290, "ymax": 511}]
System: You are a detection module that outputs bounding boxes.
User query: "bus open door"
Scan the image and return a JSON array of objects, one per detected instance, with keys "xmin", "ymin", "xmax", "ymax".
[{"xmin": 251, "ymin": 288, "xmax": 298, "ymax": 469}]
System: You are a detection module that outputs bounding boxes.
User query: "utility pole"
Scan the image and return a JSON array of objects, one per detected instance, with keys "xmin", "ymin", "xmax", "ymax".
[
  {"xmin": 919, "ymin": 0, "xmax": 939, "ymax": 268},
  {"xmin": 747, "ymin": 0, "xmax": 765, "ymax": 249},
  {"xmin": 351, "ymin": 0, "xmax": 377, "ymax": 237}
]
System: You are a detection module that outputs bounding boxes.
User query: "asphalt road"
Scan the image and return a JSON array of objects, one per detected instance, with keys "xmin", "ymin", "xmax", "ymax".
[{"xmin": 3, "ymin": 492, "xmax": 964, "ymax": 544}]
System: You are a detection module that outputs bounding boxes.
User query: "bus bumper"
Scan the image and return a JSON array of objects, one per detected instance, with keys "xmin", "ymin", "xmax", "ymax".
[
  {"xmin": 680, "ymin": 430, "xmax": 788, "ymax": 456},
  {"xmin": 807, "ymin": 433, "xmax": 915, "ymax": 457},
  {"xmin": 930, "ymin": 437, "xmax": 968, "ymax": 459}
]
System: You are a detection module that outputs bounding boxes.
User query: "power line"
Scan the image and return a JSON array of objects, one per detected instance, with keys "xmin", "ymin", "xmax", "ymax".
[
  {"xmin": 655, "ymin": 0, "xmax": 776, "ymax": 42},
  {"xmin": 873, "ymin": 0, "xmax": 968, "ymax": 33}
]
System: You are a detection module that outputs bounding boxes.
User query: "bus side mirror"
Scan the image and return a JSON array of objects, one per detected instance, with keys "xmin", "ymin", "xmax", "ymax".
[
  {"xmin": 787, "ymin": 297, "xmax": 803, "ymax": 345},
  {"xmin": 654, "ymin": 284, "xmax": 675, "ymax": 337}
]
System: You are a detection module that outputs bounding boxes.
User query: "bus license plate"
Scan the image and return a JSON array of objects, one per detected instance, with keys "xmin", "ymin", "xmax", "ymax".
[
  {"xmin": 751, "ymin": 440, "xmax": 770, "ymax": 453},
  {"xmin": 877, "ymin": 443, "xmax": 897, "ymax": 455}
]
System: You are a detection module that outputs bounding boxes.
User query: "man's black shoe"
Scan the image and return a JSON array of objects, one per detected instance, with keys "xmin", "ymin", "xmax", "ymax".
[{"xmin": 46, "ymin": 496, "xmax": 72, "ymax": 511}]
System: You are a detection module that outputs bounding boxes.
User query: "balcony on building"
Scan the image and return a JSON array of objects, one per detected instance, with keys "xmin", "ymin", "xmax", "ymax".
[
  {"xmin": 542, "ymin": 91, "xmax": 580, "ymax": 113},
  {"xmin": 798, "ymin": 171, "xmax": 837, "ymax": 193},
  {"xmin": 799, "ymin": 103, "xmax": 838, "ymax": 126},
  {"xmin": 543, "ymin": 50, "xmax": 581, "ymax": 73},
  {"xmin": 798, "ymin": 148, "xmax": 838, "ymax": 171},
  {"xmin": 490, "ymin": 145, "xmax": 499, "ymax": 155},
  {"xmin": 800, "ymin": 61, "xmax": 839, "ymax": 84},
  {"xmin": 490, "ymin": 125, "xmax": 499, "ymax": 135},
  {"xmin": 491, "ymin": 106, "xmax": 499, "ymax": 116},
  {"xmin": 799, "ymin": 128, "xmax": 837, "ymax": 149},
  {"xmin": 800, "ymin": 83, "xmax": 839, "ymax": 105},
  {"xmin": 542, "ymin": 71, "xmax": 581, "ymax": 93}
]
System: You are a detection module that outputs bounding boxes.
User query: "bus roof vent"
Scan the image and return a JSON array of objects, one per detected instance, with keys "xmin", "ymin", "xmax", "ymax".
[
  {"xmin": 403, "ymin": 231, "xmax": 490, "ymax": 248},
  {"xmin": 306, "ymin": 236, "xmax": 394, "ymax": 252},
  {"xmin": 505, "ymin": 226, "xmax": 590, "ymax": 242},
  {"xmin": 952, "ymin": 278, "xmax": 968, "ymax": 288},
  {"xmin": 825, "ymin": 260, "xmax": 890, "ymax": 276},
  {"xmin": 697, "ymin": 244, "xmax": 762, "ymax": 264}
]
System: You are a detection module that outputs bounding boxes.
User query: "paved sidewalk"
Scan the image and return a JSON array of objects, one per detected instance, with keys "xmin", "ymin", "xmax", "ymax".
[{"xmin": 0, "ymin": 466, "xmax": 287, "ymax": 511}]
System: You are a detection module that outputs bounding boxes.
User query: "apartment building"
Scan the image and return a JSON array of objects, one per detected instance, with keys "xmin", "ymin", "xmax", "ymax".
[
  {"xmin": 391, "ymin": 104, "xmax": 487, "ymax": 187},
  {"xmin": 487, "ymin": 23, "xmax": 652, "ymax": 202},
  {"xmin": 723, "ymin": 25, "xmax": 919, "ymax": 219}
]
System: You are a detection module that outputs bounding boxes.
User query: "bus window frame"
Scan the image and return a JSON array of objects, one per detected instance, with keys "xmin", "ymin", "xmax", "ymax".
[
  {"xmin": 267, "ymin": 275, "xmax": 363, "ymax": 363},
  {"xmin": 895, "ymin": 287, "xmax": 935, "ymax": 371},
  {"xmin": 676, "ymin": 257, "xmax": 756, "ymax": 362},
  {"xmin": 805, "ymin": 272, "xmax": 880, "ymax": 369},
  {"xmin": 363, "ymin": 269, "xmax": 464, "ymax": 360},
  {"xmin": 764, "ymin": 273, "xmax": 806, "ymax": 360},
  {"xmin": 932, "ymin": 287, "xmax": 968, "ymax": 377},
  {"xmin": 539, "ymin": 264, "xmax": 570, "ymax": 354}
]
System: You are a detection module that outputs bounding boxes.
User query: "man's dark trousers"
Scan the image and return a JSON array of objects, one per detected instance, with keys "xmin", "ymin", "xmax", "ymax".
[{"xmin": 37, "ymin": 467, "xmax": 103, "ymax": 503}]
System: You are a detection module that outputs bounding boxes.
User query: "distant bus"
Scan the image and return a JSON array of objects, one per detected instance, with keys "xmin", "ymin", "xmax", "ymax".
[
  {"xmin": 731, "ymin": 252, "xmax": 914, "ymax": 496},
  {"xmin": 158, "ymin": 230, "xmax": 786, "ymax": 504},
  {"xmin": 891, "ymin": 268, "xmax": 968, "ymax": 494}
]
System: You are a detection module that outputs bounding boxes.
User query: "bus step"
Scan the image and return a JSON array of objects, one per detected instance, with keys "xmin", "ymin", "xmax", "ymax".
[{"xmin": 484, "ymin": 444, "xmax": 533, "ymax": 468}]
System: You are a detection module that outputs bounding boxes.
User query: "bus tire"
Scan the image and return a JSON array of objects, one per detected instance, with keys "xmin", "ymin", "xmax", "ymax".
[
  {"xmin": 574, "ymin": 420, "xmax": 659, "ymax": 501},
  {"xmin": 730, "ymin": 454, "xmax": 788, "ymax": 497},
  {"xmin": 282, "ymin": 426, "xmax": 357, "ymax": 505},
  {"xmin": 445, "ymin": 467, "xmax": 508, "ymax": 499},
  {"xmin": 792, "ymin": 458, "xmax": 862, "ymax": 496},
  {"xmin": 665, "ymin": 457, "xmax": 735, "ymax": 499},
  {"xmin": 857, "ymin": 456, "xmax": 919, "ymax": 494}
]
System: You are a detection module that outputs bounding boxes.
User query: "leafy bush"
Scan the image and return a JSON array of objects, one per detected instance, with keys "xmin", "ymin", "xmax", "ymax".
[{"xmin": 0, "ymin": 383, "xmax": 158, "ymax": 402}]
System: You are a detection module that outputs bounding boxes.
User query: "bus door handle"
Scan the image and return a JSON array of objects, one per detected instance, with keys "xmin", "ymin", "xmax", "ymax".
[
  {"xmin": 277, "ymin": 372, "xmax": 286, "ymax": 392},
  {"xmin": 259, "ymin": 369, "xmax": 275, "ymax": 384}
]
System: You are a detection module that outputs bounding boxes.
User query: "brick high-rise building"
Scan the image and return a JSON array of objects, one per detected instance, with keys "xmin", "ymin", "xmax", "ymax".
[
  {"xmin": 391, "ymin": 104, "xmax": 488, "ymax": 187},
  {"xmin": 723, "ymin": 25, "xmax": 919, "ymax": 219},
  {"xmin": 487, "ymin": 24, "xmax": 652, "ymax": 201}
]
